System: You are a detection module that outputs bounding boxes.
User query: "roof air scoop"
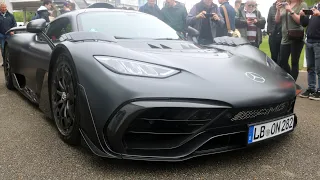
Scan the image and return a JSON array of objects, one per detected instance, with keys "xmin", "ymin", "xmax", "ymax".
[{"xmin": 147, "ymin": 44, "xmax": 161, "ymax": 49}]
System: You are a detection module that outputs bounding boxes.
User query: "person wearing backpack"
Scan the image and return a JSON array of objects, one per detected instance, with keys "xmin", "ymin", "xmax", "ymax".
[
  {"xmin": 33, "ymin": 0, "xmax": 52, "ymax": 22},
  {"xmin": 216, "ymin": 0, "xmax": 236, "ymax": 37}
]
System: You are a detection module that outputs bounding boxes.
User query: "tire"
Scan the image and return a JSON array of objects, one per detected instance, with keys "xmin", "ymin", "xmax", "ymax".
[
  {"xmin": 3, "ymin": 45, "xmax": 15, "ymax": 90},
  {"xmin": 49, "ymin": 52, "xmax": 81, "ymax": 145}
]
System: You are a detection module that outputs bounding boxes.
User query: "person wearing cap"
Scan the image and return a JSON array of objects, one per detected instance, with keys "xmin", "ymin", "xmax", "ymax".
[
  {"xmin": 235, "ymin": 0, "xmax": 266, "ymax": 48},
  {"xmin": 60, "ymin": 2, "xmax": 71, "ymax": 14}
]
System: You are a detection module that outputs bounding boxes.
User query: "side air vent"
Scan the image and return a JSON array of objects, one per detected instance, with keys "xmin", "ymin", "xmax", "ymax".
[{"xmin": 160, "ymin": 44, "xmax": 171, "ymax": 49}]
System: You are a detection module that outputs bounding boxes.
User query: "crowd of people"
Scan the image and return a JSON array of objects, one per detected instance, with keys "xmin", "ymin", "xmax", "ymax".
[
  {"xmin": 32, "ymin": 0, "xmax": 76, "ymax": 22},
  {"xmin": 138, "ymin": 0, "xmax": 266, "ymax": 46},
  {"xmin": 0, "ymin": 0, "xmax": 319, "ymax": 100},
  {"xmin": 138, "ymin": 0, "xmax": 320, "ymax": 101},
  {"xmin": 267, "ymin": 0, "xmax": 320, "ymax": 100}
]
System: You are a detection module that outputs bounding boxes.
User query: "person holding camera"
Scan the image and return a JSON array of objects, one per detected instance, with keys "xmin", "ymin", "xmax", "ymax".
[
  {"xmin": 235, "ymin": 0, "xmax": 266, "ymax": 48},
  {"xmin": 298, "ymin": 3, "xmax": 320, "ymax": 100},
  {"xmin": 186, "ymin": 0, "xmax": 225, "ymax": 45},
  {"xmin": 275, "ymin": 0, "xmax": 308, "ymax": 82}
]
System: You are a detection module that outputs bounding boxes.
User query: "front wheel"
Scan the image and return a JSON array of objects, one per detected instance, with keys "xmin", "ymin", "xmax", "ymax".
[
  {"xmin": 50, "ymin": 52, "xmax": 81, "ymax": 145},
  {"xmin": 3, "ymin": 45, "xmax": 15, "ymax": 90}
]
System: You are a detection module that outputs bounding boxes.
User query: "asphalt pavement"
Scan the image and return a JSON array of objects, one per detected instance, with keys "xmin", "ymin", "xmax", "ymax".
[{"xmin": 0, "ymin": 68, "xmax": 319, "ymax": 180}]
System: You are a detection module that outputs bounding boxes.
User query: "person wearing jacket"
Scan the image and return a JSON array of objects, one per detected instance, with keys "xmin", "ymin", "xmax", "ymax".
[
  {"xmin": 161, "ymin": 0, "xmax": 188, "ymax": 36},
  {"xmin": 217, "ymin": 0, "xmax": 236, "ymax": 37},
  {"xmin": 299, "ymin": 3, "xmax": 320, "ymax": 100},
  {"xmin": 0, "ymin": 3, "xmax": 16, "ymax": 61},
  {"xmin": 267, "ymin": 0, "xmax": 282, "ymax": 65},
  {"xmin": 60, "ymin": 2, "xmax": 71, "ymax": 15},
  {"xmin": 34, "ymin": 0, "xmax": 52, "ymax": 22},
  {"xmin": 139, "ymin": 0, "xmax": 163, "ymax": 20},
  {"xmin": 235, "ymin": 0, "xmax": 266, "ymax": 48},
  {"xmin": 186, "ymin": 0, "xmax": 225, "ymax": 45}
]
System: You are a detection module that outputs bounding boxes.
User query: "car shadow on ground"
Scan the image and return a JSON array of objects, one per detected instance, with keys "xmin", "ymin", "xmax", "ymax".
[{"xmin": 71, "ymin": 132, "xmax": 295, "ymax": 172}]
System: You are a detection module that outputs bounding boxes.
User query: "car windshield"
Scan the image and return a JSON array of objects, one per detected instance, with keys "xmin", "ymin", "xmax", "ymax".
[{"xmin": 77, "ymin": 11, "xmax": 181, "ymax": 40}]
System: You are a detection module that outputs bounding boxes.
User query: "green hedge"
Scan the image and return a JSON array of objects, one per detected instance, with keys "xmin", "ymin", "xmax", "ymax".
[
  {"xmin": 305, "ymin": 0, "xmax": 318, "ymax": 6},
  {"xmin": 13, "ymin": 11, "xmax": 36, "ymax": 22}
]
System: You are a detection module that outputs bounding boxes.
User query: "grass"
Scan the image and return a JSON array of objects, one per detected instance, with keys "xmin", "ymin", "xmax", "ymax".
[{"xmin": 259, "ymin": 36, "xmax": 306, "ymax": 70}]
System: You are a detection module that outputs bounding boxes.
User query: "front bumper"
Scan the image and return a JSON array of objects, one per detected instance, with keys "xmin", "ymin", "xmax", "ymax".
[{"xmin": 85, "ymin": 97, "xmax": 298, "ymax": 161}]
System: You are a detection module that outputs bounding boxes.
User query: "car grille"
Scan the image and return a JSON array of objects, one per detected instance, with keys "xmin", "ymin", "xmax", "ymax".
[
  {"xmin": 122, "ymin": 107, "xmax": 226, "ymax": 151},
  {"xmin": 107, "ymin": 99, "xmax": 296, "ymax": 158}
]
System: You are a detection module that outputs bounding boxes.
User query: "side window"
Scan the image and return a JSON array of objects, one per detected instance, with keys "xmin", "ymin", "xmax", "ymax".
[{"xmin": 46, "ymin": 18, "xmax": 73, "ymax": 42}]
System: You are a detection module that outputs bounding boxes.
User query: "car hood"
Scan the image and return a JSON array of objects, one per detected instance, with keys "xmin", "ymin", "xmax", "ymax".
[
  {"xmin": 71, "ymin": 39, "xmax": 297, "ymax": 105},
  {"xmin": 113, "ymin": 39, "xmax": 291, "ymax": 81}
]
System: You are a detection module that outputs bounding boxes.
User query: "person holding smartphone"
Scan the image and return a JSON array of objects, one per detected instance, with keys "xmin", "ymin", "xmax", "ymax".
[
  {"xmin": 298, "ymin": 2, "xmax": 320, "ymax": 100},
  {"xmin": 235, "ymin": 0, "xmax": 266, "ymax": 48},
  {"xmin": 186, "ymin": 0, "xmax": 225, "ymax": 45},
  {"xmin": 275, "ymin": 0, "xmax": 308, "ymax": 82}
]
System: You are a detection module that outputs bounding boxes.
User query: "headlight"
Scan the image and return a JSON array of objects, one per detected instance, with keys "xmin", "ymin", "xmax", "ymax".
[{"xmin": 94, "ymin": 56, "xmax": 180, "ymax": 78}]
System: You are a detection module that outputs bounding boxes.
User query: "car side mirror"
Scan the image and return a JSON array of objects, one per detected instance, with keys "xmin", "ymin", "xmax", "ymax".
[
  {"xmin": 187, "ymin": 26, "xmax": 199, "ymax": 44},
  {"xmin": 26, "ymin": 19, "xmax": 47, "ymax": 33}
]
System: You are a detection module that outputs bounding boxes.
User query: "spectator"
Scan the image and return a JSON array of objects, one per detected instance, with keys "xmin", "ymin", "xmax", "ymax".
[
  {"xmin": 60, "ymin": 2, "xmax": 71, "ymax": 14},
  {"xmin": 161, "ymin": 0, "xmax": 188, "ymax": 36},
  {"xmin": 267, "ymin": 0, "xmax": 282, "ymax": 64},
  {"xmin": 69, "ymin": 2, "xmax": 76, "ymax": 11},
  {"xmin": 299, "ymin": 3, "xmax": 320, "ymax": 100},
  {"xmin": 32, "ymin": 0, "xmax": 52, "ymax": 22},
  {"xmin": 217, "ymin": 0, "xmax": 236, "ymax": 37},
  {"xmin": 186, "ymin": 0, "xmax": 225, "ymax": 45},
  {"xmin": 234, "ymin": 0, "xmax": 242, "ymax": 13},
  {"xmin": 0, "ymin": 2, "xmax": 16, "ymax": 61},
  {"xmin": 275, "ymin": 0, "xmax": 307, "ymax": 81},
  {"xmin": 235, "ymin": 0, "xmax": 266, "ymax": 48},
  {"xmin": 139, "ymin": 0, "xmax": 163, "ymax": 20}
]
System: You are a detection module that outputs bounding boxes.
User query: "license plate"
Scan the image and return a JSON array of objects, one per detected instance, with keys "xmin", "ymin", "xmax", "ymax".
[{"xmin": 248, "ymin": 115, "xmax": 294, "ymax": 144}]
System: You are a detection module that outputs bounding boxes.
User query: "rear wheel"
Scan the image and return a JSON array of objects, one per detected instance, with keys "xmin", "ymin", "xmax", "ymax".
[
  {"xmin": 50, "ymin": 52, "xmax": 80, "ymax": 145},
  {"xmin": 3, "ymin": 45, "xmax": 14, "ymax": 90}
]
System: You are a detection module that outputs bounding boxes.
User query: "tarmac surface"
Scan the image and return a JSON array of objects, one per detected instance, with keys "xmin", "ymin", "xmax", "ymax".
[{"xmin": 0, "ymin": 68, "xmax": 319, "ymax": 180}]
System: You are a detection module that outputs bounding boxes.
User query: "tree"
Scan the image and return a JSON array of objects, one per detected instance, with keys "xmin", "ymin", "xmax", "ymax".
[{"xmin": 13, "ymin": 11, "xmax": 35, "ymax": 22}]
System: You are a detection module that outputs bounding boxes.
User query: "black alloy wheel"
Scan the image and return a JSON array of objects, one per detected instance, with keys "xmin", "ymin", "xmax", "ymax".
[
  {"xmin": 4, "ymin": 46, "xmax": 14, "ymax": 90},
  {"xmin": 50, "ymin": 53, "xmax": 80, "ymax": 145}
]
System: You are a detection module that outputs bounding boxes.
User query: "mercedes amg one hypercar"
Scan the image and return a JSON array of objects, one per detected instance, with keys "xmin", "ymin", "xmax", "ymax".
[{"xmin": 4, "ymin": 9, "xmax": 301, "ymax": 161}]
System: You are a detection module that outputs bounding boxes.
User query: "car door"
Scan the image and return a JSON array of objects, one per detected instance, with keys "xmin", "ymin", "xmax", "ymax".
[{"xmin": 23, "ymin": 17, "xmax": 74, "ymax": 92}]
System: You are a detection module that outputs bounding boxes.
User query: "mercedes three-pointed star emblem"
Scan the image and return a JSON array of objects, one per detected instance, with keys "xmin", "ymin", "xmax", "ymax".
[{"xmin": 245, "ymin": 72, "xmax": 266, "ymax": 83}]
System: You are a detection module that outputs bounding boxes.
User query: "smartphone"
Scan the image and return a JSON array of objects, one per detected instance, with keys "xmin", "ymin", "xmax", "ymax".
[
  {"xmin": 303, "ymin": 9, "xmax": 314, "ymax": 15},
  {"xmin": 204, "ymin": 13, "xmax": 213, "ymax": 18}
]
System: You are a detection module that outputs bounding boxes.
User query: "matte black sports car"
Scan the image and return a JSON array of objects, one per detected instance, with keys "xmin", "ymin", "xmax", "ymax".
[{"xmin": 4, "ymin": 9, "xmax": 301, "ymax": 161}]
